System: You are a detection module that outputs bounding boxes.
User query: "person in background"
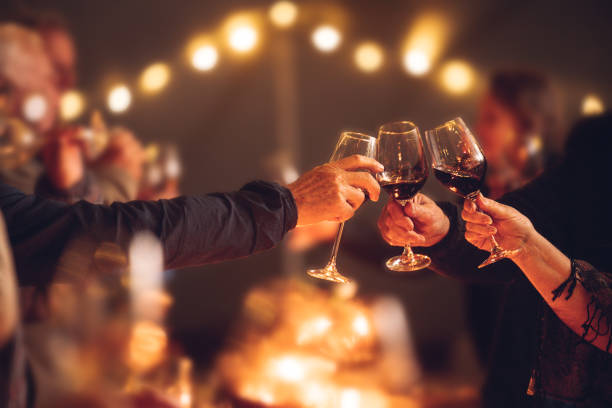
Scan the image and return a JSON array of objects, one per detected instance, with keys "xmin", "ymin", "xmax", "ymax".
[{"xmin": 378, "ymin": 113, "xmax": 612, "ymax": 407}]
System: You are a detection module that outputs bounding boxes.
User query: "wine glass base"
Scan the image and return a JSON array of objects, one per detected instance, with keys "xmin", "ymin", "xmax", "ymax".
[
  {"xmin": 307, "ymin": 266, "xmax": 352, "ymax": 284},
  {"xmin": 478, "ymin": 247, "xmax": 521, "ymax": 268},
  {"xmin": 385, "ymin": 254, "xmax": 431, "ymax": 272}
]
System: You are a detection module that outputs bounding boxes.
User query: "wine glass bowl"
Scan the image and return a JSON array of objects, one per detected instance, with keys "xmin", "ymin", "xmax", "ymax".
[
  {"xmin": 376, "ymin": 121, "xmax": 431, "ymax": 272},
  {"xmin": 425, "ymin": 117, "xmax": 520, "ymax": 268},
  {"xmin": 306, "ymin": 131, "xmax": 377, "ymax": 284}
]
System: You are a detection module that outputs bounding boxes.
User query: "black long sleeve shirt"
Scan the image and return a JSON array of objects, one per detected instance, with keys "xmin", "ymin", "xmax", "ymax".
[{"xmin": 0, "ymin": 180, "xmax": 297, "ymax": 287}]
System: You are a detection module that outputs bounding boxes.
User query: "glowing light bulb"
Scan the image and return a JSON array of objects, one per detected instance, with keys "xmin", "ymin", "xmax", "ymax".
[
  {"xmin": 60, "ymin": 90, "xmax": 85, "ymax": 121},
  {"xmin": 192, "ymin": 45, "xmax": 218, "ymax": 71},
  {"xmin": 140, "ymin": 62, "xmax": 171, "ymax": 93},
  {"xmin": 107, "ymin": 85, "xmax": 131, "ymax": 113},
  {"xmin": 440, "ymin": 60, "xmax": 475, "ymax": 94},
  {"xmin": 403, "ymin": 49, "xmax": 430, "ymax": 76},
  {"xmin": 582, "ymin": 94, "xmax": 604, "ymax": 116},
  {"xmin": 312, "ymin": 25, "xmax": 341, "ymax": 53},
  {"xmin": 269, "ymin": 1, "xmax": 298, "ymax": 28},
  {"xmin": 354, "ymin": 42, "xmax": 384, "ymax": 73},
  {"xmin": 22, "ymin": 93, "xmax": 47, "ymax": 123},
  {"xmin": 353, "ymin": 314, "xmax": 370, "ymax": 336},
  {"xmin": 229, "ymin": 24, "xmax": 258, "ymax": 53}
]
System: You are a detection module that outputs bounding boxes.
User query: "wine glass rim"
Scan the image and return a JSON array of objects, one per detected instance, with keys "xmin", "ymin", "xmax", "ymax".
[
  {"xmin": 378, "ymin": 120, "xmax": 419, "ymax": 135},
  {"xmin": 340, "ymin": 131, "xmax": 376, "ymax": 141},
  {"xmin": 429, "ymin": 116, "xmax": 468, "ymax": 132}
]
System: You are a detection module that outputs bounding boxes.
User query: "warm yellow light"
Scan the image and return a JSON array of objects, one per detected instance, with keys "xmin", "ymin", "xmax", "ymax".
[
  {"xmin": 228, "ymin": 24, "xmax": 258, "ymax": 53},
  {"xmin": 269, "ymin": 1, "xmax": 298, "ymax": 28},
  {"xmin": 354, "ymin": 42, "xmax": 384, "ymax": 73},
  {"xmin": 107, "ymin": 84, "xmax": 132, "ymax": 113},
  {"xmin": 403, "ymin": 49, "xmax": 430, "ymax": 76},
  {"xmin": 582, "ymin": 94, "xmax": 605, "ymax": 116},
  {"xmin": 128, "ymin": 321, "xmax": 168, "ymax": 372},
  {"xmin": 312, "ymin": 25, "xmax": 341, "ymax": 53},
  {"xmin": 340, "ymin": 388, "xmax": 361, "ymax": 408},
  {"xmin": 352, "ymin": 314, "xmax": 370, "ymax": 336},
  {"xmin": 192, "ymin": 45, "xmax": 218, "ymax": 71},
  {"xmin": 440, "ymin": 60, "xmax": 475, "ymax": 94},
  {"xmin": 140, "ymin": 62, "xmax": 171, "ymax": 93},
  {"xmin": 22, "ymin": 93, "xmax": 47, "ymax": 123},
  {"xmin": 297, "ymin": 316, "xmax": 333, "ymax": 344},
  {"xmin": 270, "ymin": 356, "xmax": 306, "ymax": 382},
  {"xmin": 60, "ymin": 90, "xmax": 85, "ymax": 121}
]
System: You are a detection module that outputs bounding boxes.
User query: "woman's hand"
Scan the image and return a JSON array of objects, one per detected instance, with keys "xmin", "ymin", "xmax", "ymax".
[{"xmin": 462, "ymin": 194, "xmax": 535, "ymax": 256}]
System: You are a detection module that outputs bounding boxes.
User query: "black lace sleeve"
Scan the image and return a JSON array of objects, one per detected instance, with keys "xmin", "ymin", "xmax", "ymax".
[{"xmin": 552, "ymin": 259, "xmax": 612, "ymax": 352}]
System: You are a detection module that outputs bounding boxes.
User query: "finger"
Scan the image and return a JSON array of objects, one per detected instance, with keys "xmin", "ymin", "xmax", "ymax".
[
  {"xmin": 465, "ymin": 231, "xmax": 493, "ymax": 251},
  {"xmin": 334, "ymin": 155, "xmax": 384, "ymax": 173},
  {"xmin": 336, "ymin": 201, "xmax": 355, "ymax": 222},
  {"xmin": 345, "ymin": 171, "xmax": 381, "ymax": 202},
  {"xmin": 404, "ymin": 198, "xmax": 435, "ymax": 224},
  {"xmin": 465, "ymin": 222, "xmax": 497, "ymax": 236},
  {"xmin": 461, "ymin": 209, "xmax": 493, "ymax": 225},
  {"xmin": 475, "ymin": 194, "xmax": 512, "ymax": 218},
  {"xmin": 463, "ymin": 198, "xmax": 478, "ymax": 213},
  {"xmin": 386, "ymin": 200, "xmax": 414, "ymax": 230},
  {"xmin": 341, "ymin": 185, "xmax": 365, "ymax": 209},
  {"xmin": 380, "ymin": 224, "xmax": 425, "ymax": 247}
]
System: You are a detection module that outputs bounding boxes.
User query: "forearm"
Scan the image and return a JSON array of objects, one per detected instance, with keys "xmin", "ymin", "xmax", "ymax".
[{"xmin": 512, "ymin": 231, "xmax": 611, "ymax": 352}]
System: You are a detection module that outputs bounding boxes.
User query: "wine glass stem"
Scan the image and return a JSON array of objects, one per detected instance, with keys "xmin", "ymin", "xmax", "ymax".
[
  {"xmin": 327, "ymin": 222, "xmax": 345, "ymax": 266},
  {"xmin": 397, "ymin": 199, "xmax": 416, "ymax": 263},
  {"xmin": 468, "ymin": 191, "xmax": 502, "ymax": 252}
]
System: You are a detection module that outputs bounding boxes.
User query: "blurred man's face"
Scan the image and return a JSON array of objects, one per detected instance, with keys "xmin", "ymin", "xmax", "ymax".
[
  {"xmin": 42, "ymin": 27, "xmax": 76, "ymax": 91},
  {"xmin": 476, "ymin": 93, "xmax": 518, "ymax": 165}
]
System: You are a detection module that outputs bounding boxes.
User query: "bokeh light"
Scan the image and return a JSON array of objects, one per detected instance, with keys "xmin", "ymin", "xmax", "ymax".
[
  {"xmin": 21, "ymin": 93, "xmax": 47, "ymax": 123},
  {"xmin": 269, "ymin": 1, "xmax": 298, "ymax": 28},
  {"xmin": 352, "ymin": 314, "xmax": 370, "ymax": 336},
  {"xmin": 228, "ymin": 23, "xmax": 258, "ymax": 53},
  {"xmin": 107, "ymin": 84, "xmax": 132, "ymax": 113},
  {"xmin": 440, "ymin": 60, "xmax": 475, "ymax": 94},
  {"xmin": 60, "ymin": 90, "xmax": 85, "ymax": 121},
  {"xmin": 403, "ymin": 49, "xmax": 431, "ymax": 76},
  {"xmin": 582, "ymin": 94, "xmax": 605, "ymax": 115},
  {"xmin": 340, "ymin": 388, "xmax": 361, "ymax": 408},
  {"xmin": 192, "ymin": 44, "xmax": 218, "ymax": 71},
  {"xmin": 312, "ymin": 25, "xmax": 342, "ymax": 53},
  {"xmin": 140, "ymin": 62, "xmax": 171, "ymax": 93},
  {"xmin": 354, "ymin": 42, "xmax": 384, "ymax": 73}
]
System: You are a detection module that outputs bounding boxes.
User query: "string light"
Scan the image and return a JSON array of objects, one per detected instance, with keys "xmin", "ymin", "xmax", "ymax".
[
  {"xmin": 440, "ymin": 60, "xmax": 475, "ymax": 94},
  {"xmin": 312, "ymin": 25, "xmax": 341, "ymax": 53},
  {"xmin": 582, "ymin": 94, "xmax": 605, "ymax": 115},
  {"xmin": 140, "ymin": 62, "xmax": 171, "ymax": 93},
  {"xmin": 403, "ymin": 49, "xmax": 430, "ymax": 76},
  {"xmin": 269, "ymin": 1, "xmax": 298, "ymax": 28},
  {"xmin": 22, "ymin": 93, "xmax": 47, "ymax": 123},
  {"xmin": 107, "ymin": 84, "xmax": 132, "ymax": 113},
  {"xmin": 192, "ymin": 44, "xmax": 218, "ymax": 71},
  {"xmin": 60, "ymin": 90, "xmax": 85, "ymax": 121},
  {"xmin": 354, "ymin": 42, "xmax": 384, "ymax": 73},
  {"xmin": 228, "ymin": 23, "xmax": 258, "ymax": 53}
]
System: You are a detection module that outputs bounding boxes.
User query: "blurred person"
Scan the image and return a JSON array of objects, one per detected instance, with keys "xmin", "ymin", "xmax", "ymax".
[{"xmin": 377, "ymin": 114, "xmax": 612, "ymax": 407}]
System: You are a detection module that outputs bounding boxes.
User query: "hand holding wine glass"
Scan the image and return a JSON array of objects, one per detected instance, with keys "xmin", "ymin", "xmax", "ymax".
[{"xmin": 425, "ymin": 117, "xmax": 521, "ymax": 267}]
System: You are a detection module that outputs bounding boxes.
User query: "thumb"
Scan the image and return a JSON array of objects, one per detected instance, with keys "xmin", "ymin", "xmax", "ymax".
[
  {"xmin": 475, "ymin": 194, "xmax": 511, "ymax": 218},
  {"xmin": 404, "ymin": 200, "xmax": 427, "ymax": 222}
]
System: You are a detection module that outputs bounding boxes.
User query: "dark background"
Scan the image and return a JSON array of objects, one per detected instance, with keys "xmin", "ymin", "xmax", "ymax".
[{"xmin": 2, "ymin": 0, "xmax": 612, "ymax": 373}]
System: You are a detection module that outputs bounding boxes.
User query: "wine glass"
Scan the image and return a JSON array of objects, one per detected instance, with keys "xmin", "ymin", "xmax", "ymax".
[
  {"xmin": 307, "ymin": 131, "xmax": 377, "ymax": 283},
  {"xmin": 376, "ymin": 121, "xmax": 431, "ymax": 272},
  {"xmin": 424, "ymin": 117, "xmax": 521, "ymax": 268}
]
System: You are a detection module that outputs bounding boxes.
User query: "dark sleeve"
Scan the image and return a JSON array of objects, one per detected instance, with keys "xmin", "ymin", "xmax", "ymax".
[
  {"xmin": 419, "ymin": 201, "xmax": 519, "ymax": 284},
  {"xmin": 1, "ymin": 180, "xmax": 297, "ymax": 286},
  {"xmin": 34, "ymin": 170, "xmax": 104, "ymax": 204}
]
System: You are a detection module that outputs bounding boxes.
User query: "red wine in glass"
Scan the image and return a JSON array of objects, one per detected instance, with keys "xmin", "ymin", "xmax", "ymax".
[
  {"xmin": 433, "ymin": 161, "xmax": 487, "ymax": 198},
  {"xmin": 380, "ymin": 177, "xmax": 427, "ymax": 202}
]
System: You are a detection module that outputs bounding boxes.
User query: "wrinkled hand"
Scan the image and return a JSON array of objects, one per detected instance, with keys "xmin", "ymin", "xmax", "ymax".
[
  {"xmin": 288, "ymin": 154, "xmax": 383, "ymax": 226},
  {"xmin": 462, "ymin": 194, "xmax": 534, "ymax": 255},
  {"xmin": 96, "ymin": 127, "xmax": 144, "ymax": 182},
  {"xmin": 42, "ymin": 126, "xmax": 85, "ymax": 190},
  {"xmin": 377, "ymin": 193, "xmax": 450, "ymax": 247}
]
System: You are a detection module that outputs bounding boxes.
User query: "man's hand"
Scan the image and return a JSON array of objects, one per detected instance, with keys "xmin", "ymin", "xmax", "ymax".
[
  {"xmin": 377, "ymin": 193, "xmax": 450, "ymax": 247},
  {"xmin": 462, "ymin": 194, "xmax": 534, "ymax": 255},
  {"xmin": 96, "ymin": 127, "xmax": 144, "ymax": 182},
  {"xmin": 288, "ymin": 154, "xmax": 383, "ymax": 226},
  {"xmin": 42, "ymin": 127, "xmax": 85, "ymax": 190}
]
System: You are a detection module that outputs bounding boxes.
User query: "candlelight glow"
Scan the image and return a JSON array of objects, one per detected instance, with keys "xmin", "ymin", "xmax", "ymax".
[
  {"xmin": 60, "ymin": 90, "xmax": 85, "ymax": 121},
  {"xmin": 312, "ymin": 25, "xmax": 342, "ymax": 53},
  {"xmin": 107, "ymin": 85, "xmax": 131, "ymax": 113},
  {"xmin": 192, "ymin": 44, "xmax": 218, "ymax": 71},
  {"xmin": 22, "ymin": 93, "xmax": 47, "ymax": 123},
  {"xmin": 228, "ymin": 23, "xmax": 258, "ymax": 53},
  {"xmin": 440, "ymin": 60, "xmax": 475, "ymax": 94},
  {"xmin": 140, "ymin": 62, "xmax": 171, "ymax": 93},
  {"xmin": 269, "ymin": 1, "xmax": 298, "ymax": 28},
  {"xmin": 354, "ymin": 42, "xmax": 384, "ymax": 73},
  {"xmin": 582, "ymin": 94, "xmax": 605, "ymax": 115}
]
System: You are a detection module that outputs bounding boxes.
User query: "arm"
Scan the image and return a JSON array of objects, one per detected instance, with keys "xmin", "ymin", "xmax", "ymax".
[{"xmin": 464, "ymin": 195, "xmax": 612, "ymax": 353}]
